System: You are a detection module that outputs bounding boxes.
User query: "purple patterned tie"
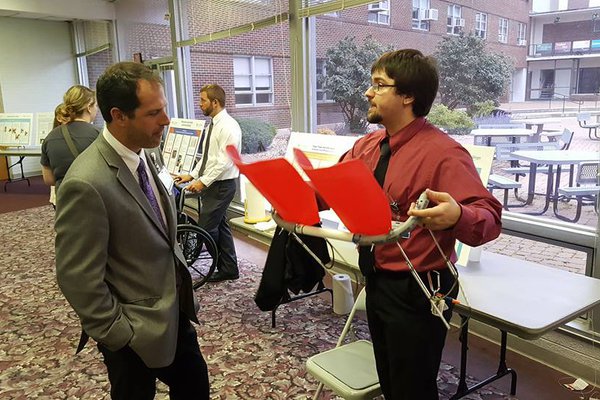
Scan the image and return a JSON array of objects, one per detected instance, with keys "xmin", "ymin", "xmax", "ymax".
[{"xmin": 137, "ymin": 157, "xmax": 166, "ymax": 230}]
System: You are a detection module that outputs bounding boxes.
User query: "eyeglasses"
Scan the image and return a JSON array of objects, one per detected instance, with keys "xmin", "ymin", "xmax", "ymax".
[{"xmin": 370, "ymin": 83, "xmax": 396, "ymax": 94}]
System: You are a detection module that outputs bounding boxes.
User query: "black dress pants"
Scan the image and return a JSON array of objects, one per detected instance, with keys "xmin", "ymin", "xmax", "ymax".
[
  {"xmin": 97, "ymin": 314, "xmax": 209, "ymax": 400},
  {"xmin": 365, "ymin": 268, "xmax": 458, "ymax": 400},
  {"xmin": 198, "ymin": 179, "xmax": 238, "ymax": 276}
]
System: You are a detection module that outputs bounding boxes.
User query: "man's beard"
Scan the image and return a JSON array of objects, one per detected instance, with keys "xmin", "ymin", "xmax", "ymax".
[
  {"xmin": 367, "ymin": 109, "xmax": 382, "ymax": 124},
  {"xmin": 202, "ymin": 105, "xmax": 213, "ymax": 117}
]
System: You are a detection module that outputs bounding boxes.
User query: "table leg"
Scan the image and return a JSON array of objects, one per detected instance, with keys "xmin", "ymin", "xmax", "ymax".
[
  {"xmin": 3, "ymin": 156, "xmax": 30, "ymax": 191},
  {"xmin": 451, "ymin": 320, "xmax": 517, "ymax": 399}
]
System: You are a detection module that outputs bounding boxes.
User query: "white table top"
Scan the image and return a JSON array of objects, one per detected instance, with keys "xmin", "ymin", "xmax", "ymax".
[
  {"xmin": 0, "ymin": 147, "xmax": 42, "ymax": 156},
  {"xmin": 511, "ymin": 150, "xmax": 599, "ymax": 165},
  {"xmin": 231, "ymin": 216, "xmax": 600, "ymax": 340},
  {"xmin": 470, "ymin": 128, "xmax": 535, "ymax": 137},
  {"xmin": 456, "ymin": 251, "xmax": 600, "ymax": 339},
  {"xmin": 511, "ymin": 118, "xmax": 563, "ymax": 125}
]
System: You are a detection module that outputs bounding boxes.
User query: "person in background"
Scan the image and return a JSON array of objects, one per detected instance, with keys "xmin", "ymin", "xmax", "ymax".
[
  {"xmin": 174, "ymin": 84, "xmax": 242, "ymax": 283},
  {"xmin": 40, "ymin": 85, "xmax": 99, "ymax": 194},
  {"xmin": 47, "ymin": 103, "xmax": 70, "ymax": 208},
  {"xmin": 339, "ymin": 49, "xmax": 502, "ymax": 399},
  {"xmin": 54, "ymin": 62, "xmax": 209, "ymax": 399}
]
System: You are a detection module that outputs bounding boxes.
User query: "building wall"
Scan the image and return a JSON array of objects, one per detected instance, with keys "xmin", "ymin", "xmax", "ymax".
[
  {"xmin": 102, "ymin": 1, "xmax": 530, "ymax": 129},
  {"xmin": 0, "ymin": 17, "xmax": 77, "ymax": 176}
]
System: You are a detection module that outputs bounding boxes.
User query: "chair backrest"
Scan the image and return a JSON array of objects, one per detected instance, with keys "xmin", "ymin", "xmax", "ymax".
[
  {"xmin": 335, "ymin": 287, "xmax": 366, "ymax": 347},
  {"xmin": 577, "ymin": 162, "xmax": 600, "ymax": 186},
  {"xmin": 559, "ymin": 128, "xmax": 574, "ymax": 150}
]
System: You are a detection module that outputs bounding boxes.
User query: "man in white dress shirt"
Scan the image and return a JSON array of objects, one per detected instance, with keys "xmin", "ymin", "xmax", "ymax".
[{"xmin": 175, "ymin": 84, "xmax": 242, "ymax": 282}]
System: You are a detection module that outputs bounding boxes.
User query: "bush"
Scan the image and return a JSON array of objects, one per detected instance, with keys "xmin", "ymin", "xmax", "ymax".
[
  {"xmin": 426, "ymin": 104, "xmax": 475, "ymax": 135},
  {"xmin": 236, "ymin": 118, "xmax": 277, "ymax": 154},
  {"xmin": 468, "ymin": 100, "xmax": 497, "ymax": 118}
]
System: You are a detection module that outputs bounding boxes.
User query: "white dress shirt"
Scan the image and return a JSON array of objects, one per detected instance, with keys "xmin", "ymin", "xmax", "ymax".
[
  {"xmin": 190, "ymin": 109, "xmax": 241, "ymax": 187},
  {"xmin": 103, "ymin": 127, "xmax": 167, "ymax": 226}
]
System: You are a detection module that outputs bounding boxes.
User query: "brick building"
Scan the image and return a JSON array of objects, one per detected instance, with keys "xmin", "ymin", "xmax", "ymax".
[{"xmin": 107, "ymin": 0, "xmax": 530, "ymax": 130}]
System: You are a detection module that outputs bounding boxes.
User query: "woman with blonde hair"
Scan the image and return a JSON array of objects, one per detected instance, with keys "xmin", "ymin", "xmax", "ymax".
[{"xmin": 41, "ymin": 85, "xmax": 100, "ymax": 193}]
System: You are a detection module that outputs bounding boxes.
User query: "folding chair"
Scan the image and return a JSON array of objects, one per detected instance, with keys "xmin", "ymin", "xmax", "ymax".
[{"xmin": 306, "ymin": 287, "xmax": 382, "ymax": 400}]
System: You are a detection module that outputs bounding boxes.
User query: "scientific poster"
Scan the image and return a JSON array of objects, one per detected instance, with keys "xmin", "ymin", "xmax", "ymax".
[
  {"xmin": 0, "ymin": 113, "xmax": 33, "ymax": 146},
  {"xmin": 455, "ymin": 145, "xmax": 495, "ymax": 266},
  {"xmin": 162, "ymin": 118, "xmax": 205, "ymax": 174},
  {"xmin": 35, "ymin": 112, "xmax": 54, "ymax": 145},
  {"xmin": 284, "ymin": 131, "xmax": 359, "ymax": 179}
]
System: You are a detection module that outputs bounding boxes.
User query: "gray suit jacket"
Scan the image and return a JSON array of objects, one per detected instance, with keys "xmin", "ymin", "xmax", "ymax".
[{"xmin": 55, "ymin": 135, "xmax": 198, "ymax": 368}]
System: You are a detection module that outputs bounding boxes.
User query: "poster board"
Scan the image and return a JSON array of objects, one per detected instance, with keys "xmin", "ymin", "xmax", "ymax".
[
  {"xmin": 162, "ymin": 118, "xmax": 205, "ymax": 174},
  {"xmin": 455, "ymin": 144, "xmax": 496, "ymax": 266},
  {"xmin": 285, "ymin": 131, "xmax": 359, "ymax": 172},
  {"xmin": 35, "ymin": 112, "xmax": 54, "ymax": 145},
  {"xmin": 0, "ymin": 113, "xmax": 33, "ymax": 146}
]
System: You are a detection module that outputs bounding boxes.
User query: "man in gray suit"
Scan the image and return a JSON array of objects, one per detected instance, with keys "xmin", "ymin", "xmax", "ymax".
[{"xmin": 55, "ymin": 62, "xmax": 209, "ymax": 399}]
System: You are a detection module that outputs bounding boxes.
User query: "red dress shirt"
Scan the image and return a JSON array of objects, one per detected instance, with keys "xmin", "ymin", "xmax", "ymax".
[{"xmin": 341, "ymin": 117, "xmax": 502, "ymax": 272}]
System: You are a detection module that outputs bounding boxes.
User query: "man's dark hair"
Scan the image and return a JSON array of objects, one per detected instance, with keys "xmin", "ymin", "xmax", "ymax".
[
  {"xmin": 201, "ymin": 84, "xmax": 226, "ymax": 107},
  {"xmin": 371, "ymin": 49, "xmax": 439, "ymax": 117},
  {"xmin": 96, "ymin": 62, "xmax": 163, "ymax": 123}
]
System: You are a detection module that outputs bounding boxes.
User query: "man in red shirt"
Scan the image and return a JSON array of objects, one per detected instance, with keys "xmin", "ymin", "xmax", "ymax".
[{"xmin": 340, "ymin": 49, "xmax": 502, "ymax": 399}]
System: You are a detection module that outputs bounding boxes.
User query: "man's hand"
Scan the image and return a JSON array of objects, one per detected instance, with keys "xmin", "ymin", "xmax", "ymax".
[
  {"xmin": 407, "ymin": 188, "xmax": 461, "ymax": 231},
  {"xmin": 174, "ymin": 174, "xmax": 193, "ymax": 184},
  {"xmin": 186, "ymin": 180, "xmax": 205, "ymax": 193}
]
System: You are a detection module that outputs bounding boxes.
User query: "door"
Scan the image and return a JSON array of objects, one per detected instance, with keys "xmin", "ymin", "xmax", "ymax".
[{"xmin": 540, "ymin": 69, "xmax": 555, "ymax": 99}]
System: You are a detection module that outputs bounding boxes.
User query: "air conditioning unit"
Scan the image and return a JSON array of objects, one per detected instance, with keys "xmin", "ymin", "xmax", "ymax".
[
  {"xmin": 518, "ymin": 39, "xmax": 527, "ymax": 46},
  {"xmin": 421, "ymin": 8, "xmax": 439, "ymax": 21},
  {"xmin": 454, "ymin": 17, "xmax": 465, "ymax": 27},
  {"xmin": 368, "ymin": 2, "xmax": 386, "ymax": 11}
]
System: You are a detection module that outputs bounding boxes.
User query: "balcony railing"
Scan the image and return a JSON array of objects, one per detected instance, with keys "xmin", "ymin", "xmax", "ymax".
[{"xmin": 529, "ymin": 39, "xmax": 600, "ymax": 57}]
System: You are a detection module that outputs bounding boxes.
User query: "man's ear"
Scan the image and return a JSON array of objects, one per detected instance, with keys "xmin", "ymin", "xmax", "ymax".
[
  {"xmin": 110, "ymin": 108, "xmax": 127, "ymax": 125},
  {"xmin": 403, "ymin": 95, "xmax": 415, "ymax": 106}
]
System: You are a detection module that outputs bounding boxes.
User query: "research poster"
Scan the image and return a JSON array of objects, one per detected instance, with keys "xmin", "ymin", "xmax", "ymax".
[
  {"xmin": 284, "ymin": 131, "xmax": 360, "ymax": 177},
  {"xmin": 35, "ymin": 112, "xmax": 55, "ymax": 145},
  {"xmin": 162, "ymin": 118, "xmax": 205, "ymax": 174},
  {"xmin": 0, "ymin": 113, "xmax": 33, "ymax": 146},
  {"xmin": 455, "ymin": 144, "xmax": 495, "ymax": 266}
]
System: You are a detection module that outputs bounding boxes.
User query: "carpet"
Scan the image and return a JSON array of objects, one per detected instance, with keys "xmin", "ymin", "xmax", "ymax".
[{"xmin": 0, "ymin": 206, "xmax": 512, "ymax": 399}]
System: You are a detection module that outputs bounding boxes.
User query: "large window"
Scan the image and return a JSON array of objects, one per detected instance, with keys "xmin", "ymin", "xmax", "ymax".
[
  {"xmin": 498, "ymin": 17, "xmax": 509, "ymax": 43},
  {"xmin": 447, "ymin": 5, "xmax": 463, "ymax": 35},
  {"xmin": 517, "ymin": 22, "xmax": 527, "ymax": 46},
  {"xmin": 368, "ymin": 1, "xmax": 390, "ymax": 25},
  {"xmin": 475, "ymin": 12, "xmax": 487, "ymax": 39},
  {"xmin": 233, "ymin": 56, "xmax": 273, "ymax": 106},
  {"xmin": 412, "ymin": 0, "xmax": 431, "ymax": 31}
]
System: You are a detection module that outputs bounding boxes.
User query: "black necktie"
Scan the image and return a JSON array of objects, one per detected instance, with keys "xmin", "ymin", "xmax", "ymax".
[
  {"xmin": 374, "ymin": 137, "xmax": 391, "ymax": 188},
  {"xmin": 359, "ymin": 136, "xmax": 392, "ymax": 277},
  {"xmin": 197, "ymin": 122, "xmax": 213, "ymax": 177}
]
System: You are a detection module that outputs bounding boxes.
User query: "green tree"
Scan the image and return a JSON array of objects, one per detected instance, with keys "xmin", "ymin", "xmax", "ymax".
[
  {"xmin": 322, "ymin": 36, "xmax": 392, "ymax": 134},
  {"xmin": 435, "ymin": 34, "xmax": 513, "ymax": 110}
]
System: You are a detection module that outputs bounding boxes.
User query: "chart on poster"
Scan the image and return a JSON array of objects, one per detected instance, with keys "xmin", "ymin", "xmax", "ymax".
[
  {"xmin": 162, "ymin": 118, "xmax": 205, "ymax": 174},
  {"xmin": 35, "ymin": 112, "xmax": 54, "ymax": 145},
  {"xmin": 0, "ymin": 113, "xmax": 33, "ymax": 146}
]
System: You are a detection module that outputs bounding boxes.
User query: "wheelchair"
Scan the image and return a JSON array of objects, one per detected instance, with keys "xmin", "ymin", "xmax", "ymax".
[{"xmin": 175, "ymin": 185, "xmax": 218, "ymax": 288}]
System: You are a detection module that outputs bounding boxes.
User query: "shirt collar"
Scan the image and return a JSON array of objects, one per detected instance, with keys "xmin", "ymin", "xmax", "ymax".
[
  {"xmin": 388, "ymin": 117, "xmax": 427, "ymax": 151},
  {"xmin": 210, "ymin": 108, "xmax": 228, "ymax": 126},
  {"xmin": 102, "ymin": 126, "xmax": 146, "ymax": 176}
]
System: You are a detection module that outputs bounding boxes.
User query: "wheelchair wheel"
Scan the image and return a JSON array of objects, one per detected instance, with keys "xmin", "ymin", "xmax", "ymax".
[{"xmin": 176, "ymin": 224, "xmax": 218, "ymax": 288}]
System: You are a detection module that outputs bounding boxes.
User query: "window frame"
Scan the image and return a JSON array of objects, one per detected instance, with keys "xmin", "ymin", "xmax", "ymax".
[
  {"xmin": 498, "ymin": 17, "xmax": 509, "ymax": 44},
  {"xmin": 446, "ymin": 4, "xmax": 462, "ymax": 35},
  {"xmin": 517, "ymin": 22, "xmax": 527, "ymax": 45},
  {"xmin": 233, "ymin": 55, "xmax": 274, "ymax": 107},
  {"xmin": 412, "ymin": 0, "xmax": 431, "ymax": 31},
  {"xmin": 316, "ymin": 58, "xmax": 334, "ymax": 103},
  {"xmin": 475, "ymin": 12, "xmax": 487, "ymax": 39},
  {"xmin": 368, "ymin": 1, "xmax": 390, "ymax": 26}
]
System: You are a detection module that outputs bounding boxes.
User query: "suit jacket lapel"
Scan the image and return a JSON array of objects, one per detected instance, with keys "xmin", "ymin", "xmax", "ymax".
[{"xmin": 96, "ymin": 137, "xmax": 169, "ymax": 241}]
